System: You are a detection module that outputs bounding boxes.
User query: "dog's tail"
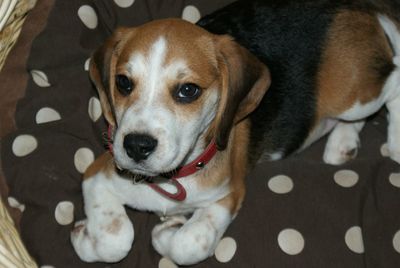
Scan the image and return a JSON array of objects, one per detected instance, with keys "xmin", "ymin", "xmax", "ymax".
[{"xmin": 378, "ymin": 14, "xmax": 400, "ymax": 66}]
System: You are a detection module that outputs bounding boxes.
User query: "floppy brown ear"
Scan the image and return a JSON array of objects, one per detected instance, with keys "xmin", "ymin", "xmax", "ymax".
[
  {"xmin": 215, "ymin": 36, "xmax": 271, "ymax": 150},
  {"xmin": 89, "ymin": 28, "xmax": 127, "ymax": 127}
]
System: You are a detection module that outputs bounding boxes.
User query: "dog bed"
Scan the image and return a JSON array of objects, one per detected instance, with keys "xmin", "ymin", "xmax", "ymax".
[{"xmin": 1, "ymin": 0, "xmax": 400, "ymax": 267}]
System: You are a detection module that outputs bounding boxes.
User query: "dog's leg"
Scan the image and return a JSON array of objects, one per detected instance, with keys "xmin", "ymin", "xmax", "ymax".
[
  {"xmin": 152, "ymin": 201, "xmax": 232, "ymax": 265},
  {"xmin": 71, "ymin": 174, "xmax": 134, "ymax": 262},
  {"xmin": 386, "ymin": 96, "xmax": 400, "ymax": 163},
  {"xmin": 323, "ymin": 121, "xmax": 365, "ymax": 165}
]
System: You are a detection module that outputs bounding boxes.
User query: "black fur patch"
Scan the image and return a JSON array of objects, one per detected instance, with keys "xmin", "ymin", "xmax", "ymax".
[{"xmin": 198, "ymin": 0, "xmax": 387, "ymax": 164}]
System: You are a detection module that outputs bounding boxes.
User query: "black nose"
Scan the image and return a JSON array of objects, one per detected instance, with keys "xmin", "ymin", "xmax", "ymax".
[{"xmin": 123, "ymin": 133, "xmax": 158, "ymax": 162}]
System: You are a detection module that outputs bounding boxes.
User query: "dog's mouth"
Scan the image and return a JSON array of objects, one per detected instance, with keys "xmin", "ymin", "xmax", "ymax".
[
  {"xmin": 115, "ymin": 163, "xmax": 179, "ymax": 183},
  {"xmin": 112, "ymin": 143, "xmax": 195, "ymax": 181}
]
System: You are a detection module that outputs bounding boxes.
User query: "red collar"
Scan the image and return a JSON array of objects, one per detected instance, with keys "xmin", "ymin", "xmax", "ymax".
[{"xmin": 107, "ymin": 125, "xmax": 218, "ymax": 201}]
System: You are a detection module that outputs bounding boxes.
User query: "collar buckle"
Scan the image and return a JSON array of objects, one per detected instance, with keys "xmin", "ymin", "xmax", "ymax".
[{"xmin": 196, "ymin": 162, "xmax": 205, "ymax": 169}]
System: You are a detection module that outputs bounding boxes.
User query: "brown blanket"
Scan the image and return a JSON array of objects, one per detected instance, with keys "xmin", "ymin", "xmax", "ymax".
[
  {"xmin": 1, "ymin": 1, "xmax": 400, "ymax": 267},
  {"xmin": 0, "ymin": 0, "xmax": 54, "ymax": 228}
]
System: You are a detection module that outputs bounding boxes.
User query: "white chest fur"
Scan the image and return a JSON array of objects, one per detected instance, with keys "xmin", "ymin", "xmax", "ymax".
[{"xmin": 86, "ymin": 171, "xmax": 230, "ymax": 216}]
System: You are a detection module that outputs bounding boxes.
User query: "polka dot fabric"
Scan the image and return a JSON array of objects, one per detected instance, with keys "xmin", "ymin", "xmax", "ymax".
[{"xmin": 1, "ymin": 0, "xmax": 400, "ymax": 267}]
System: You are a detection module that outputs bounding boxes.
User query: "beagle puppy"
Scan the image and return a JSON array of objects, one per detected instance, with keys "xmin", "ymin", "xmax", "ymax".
[{"xmin": 71, "ymin": 0, "xmax": 400, "ymax": 265}]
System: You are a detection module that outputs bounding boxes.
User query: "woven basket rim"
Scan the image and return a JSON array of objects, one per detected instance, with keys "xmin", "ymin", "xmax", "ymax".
[{"xmin": 0, "ymin": 0, "xmax": 38, "ymax": 267}]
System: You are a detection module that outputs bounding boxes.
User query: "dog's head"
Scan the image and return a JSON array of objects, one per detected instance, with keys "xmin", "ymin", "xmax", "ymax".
[{"xmin": 89, "ymin": 19, "xmax": 270, "ymax": 176}]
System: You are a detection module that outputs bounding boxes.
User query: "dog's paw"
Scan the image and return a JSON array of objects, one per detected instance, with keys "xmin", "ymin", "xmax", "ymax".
[
  {"xmin": 152, "ymin": 216, "xmax": 187, "ymax": 257},
  {"xmin": 324, "ymin": 142, "xmax": 359, "ymax": 165},
  {"xmin": 323, "ymin": 126, "xmax": 361, "ymax": 165},
  {"xmin": 71, "ymin": 217, "xmax": 134, "ymax": 263},
  {"xmin": 152, "ymin": 217, "xmax": 218, "ymax": 265},
  {"xmin": 71, "ymin": 220, "xmax": 100, "ymax": 262}
]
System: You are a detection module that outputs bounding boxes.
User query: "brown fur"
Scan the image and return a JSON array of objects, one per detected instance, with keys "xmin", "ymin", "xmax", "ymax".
[
  {"xmin": 217, "ymin": 120, "xmax": 249, "ymax": 215},
  {"xmin": 89, "ymin": 28, "xmax": 132, "ymax": 126},
  {"xmin": 191, "ymin": 120, "xmax": 248, "ymax": 215},
  {"xmin": 316, "ymin": 10, "xmax": 394, "ymax": 120},
  {"xmin": 213, "ymin": 36, "xmax": 271, "ymax": 150},
  {"xmin": 105, "ymin": 217, "xmax": 123, "ymax": 234},
  {"xmin": 89, "ymin": 60, "xmax": 115, "ymax": 125},
  {"xmin": 84, "ymin": 152, "xmax": 114, "ymax": 180}
]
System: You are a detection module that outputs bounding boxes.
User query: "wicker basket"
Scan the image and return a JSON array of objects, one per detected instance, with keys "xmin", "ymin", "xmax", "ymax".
[
  {"xmin": 0, "ymin": 0, "xmax": 38, "ymax": 267},
  {"xmin": 0, "ymin": 0, "xmax": 36, "ymax": 71},
  {"xmin": 0, "ymin": 199, "xmax": 37, "ymax": 268}
]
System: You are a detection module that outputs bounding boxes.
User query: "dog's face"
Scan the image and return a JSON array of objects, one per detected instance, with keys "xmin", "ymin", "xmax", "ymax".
[{"xmin": 90, "ymin": 19, "xmax": 270, "ymax": 176}]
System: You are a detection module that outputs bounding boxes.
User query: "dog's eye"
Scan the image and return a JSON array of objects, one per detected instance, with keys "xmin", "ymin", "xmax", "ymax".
[
  {"xmin": 116, "ymin": 75, "xmax": 133, "ymax": 96},
  {"xmin": 175, "ymin": 83, "xmax": 201, "ymax": 103}
]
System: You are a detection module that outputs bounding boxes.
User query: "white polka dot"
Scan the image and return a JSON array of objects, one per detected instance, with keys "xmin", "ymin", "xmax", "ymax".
[
  {"xmin": 40, "ymin": 265, "xmax": 56, "ymax": 268},
  {"xmin": 36, "ymin": 107, "xmax": 61, "ymax": 124},
  {"xmin": 7, "ymin": 197, "xmax": 25, "ymax": 212},
  {"xmin": 334, "ymin": 170, "xmax": 359, "ymax": 188},
  {"xmin": 389, "ymin": 173, "xmax": 400, "ymax": 188},
  {"xmin": 158, "ymin": 257, "xmax": 177, "ymax": 268},
  {"xmin": 114, "ymin": 0, "xmax": 135, "ymax": 8},
  {"xmin": 393, "ymin": 230, "xmax": 400, "ymax": 254},
  {"xmin": 54, "ymin": 201, "xmax": 74, "ymax": 225},
  {"xmin": 345, "ymin": 226, "xmax": 364, "ymax": 254},
  {"xmin": 277, "ymin": 229, "xmax": 305, "ymax": 255},
  {"xmin": 88, "ymin": 97, "xmax": 102, "ymax": 122},
  {"xmin": 84, "ymin": 58, "xmax": 91, "ymax": 71},
  {"xmin": 380, "ymin": 143, "xmax": 390, "ymax": 157},
  {"xmin": 182, "ymin": 5, "xmax": 201, "ymax": 23},
  {"xmin": 74, "ymin": 147, "xmax": 95, "ymax": 173},
  {"xmin": 31, "ymin": 70, "xmax": 50, "ymax": 87},
  {"xmin": 268, "ymin": 175, "xmax": 294, "ymax": 194},
  {"xmin": 12, "ymin": 135, "xmax": 38, "ymax": 157},
  {"xmin": 78, "ymin": 5, "xmax": 98, "ymax": 29},
  {"xmin": 215, "ymin": 237, "xmax": 237, "ymax": 263}
]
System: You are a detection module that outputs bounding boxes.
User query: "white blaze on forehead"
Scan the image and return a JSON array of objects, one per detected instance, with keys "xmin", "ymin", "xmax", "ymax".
[
  {"xmin": 147, "ymin": 37, "xmax": 168, "ymax": 102},
  {"xmin": 127, "ymin": 37, "xmax": 173, "ymax": 105},
  {"xmin": 122, "ymin": 36, "xmax": 192, "ymax": 125},
  {"xmin": 127, "ymin": 36, "xmax": 192, "ymax": 98}
]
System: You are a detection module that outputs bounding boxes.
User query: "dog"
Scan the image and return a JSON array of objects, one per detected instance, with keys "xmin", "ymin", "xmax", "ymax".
[{"xmin": 71, "ymin": 0, "xmax": 400, "ymax": 265}]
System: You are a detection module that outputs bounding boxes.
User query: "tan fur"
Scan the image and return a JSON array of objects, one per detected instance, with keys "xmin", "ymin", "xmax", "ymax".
[
  {"xmin": 89, "ymin": 27, "xmax": 135, "ymax": 126},
  {"xmin": 105, "ymin": 218, "xmax": 123, "ymax": 234},
  {"xmin": 193, "ymin": 119, "xmax": 249, "ymax": 216},
  {"xmin": 89, "ymin": 61, "xmax": 115, "ymax": 125},
  {"xmin": 217, "ymin": 120, "xmax": 249, "ymax": 215},
  {"xmin": 316, "ymin": 10, "xmax": 393, "ymax": 120},
  {"xmin": 216, "ymin": 37, "xmax": 271, "ymax": 125},
  {"xmin": 84, "ymin": 152, "xmax": 114, "ymax": 180}
]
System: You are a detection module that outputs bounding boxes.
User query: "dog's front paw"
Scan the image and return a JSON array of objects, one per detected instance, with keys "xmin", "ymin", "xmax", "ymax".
[
  {"xmin": 71, "ymin": 220, "xmax": 100, "ymax": 262},
  {"xmin": 152, "ymin": 217, "xmax": 219, "ymax": 265},
  {"xmin": 71, "ymin": 216, "xmax": 134, "ymax": 263},
  {"xmin": 151, "ymin": 216, "xmax": 187, "ymax": 257}
]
